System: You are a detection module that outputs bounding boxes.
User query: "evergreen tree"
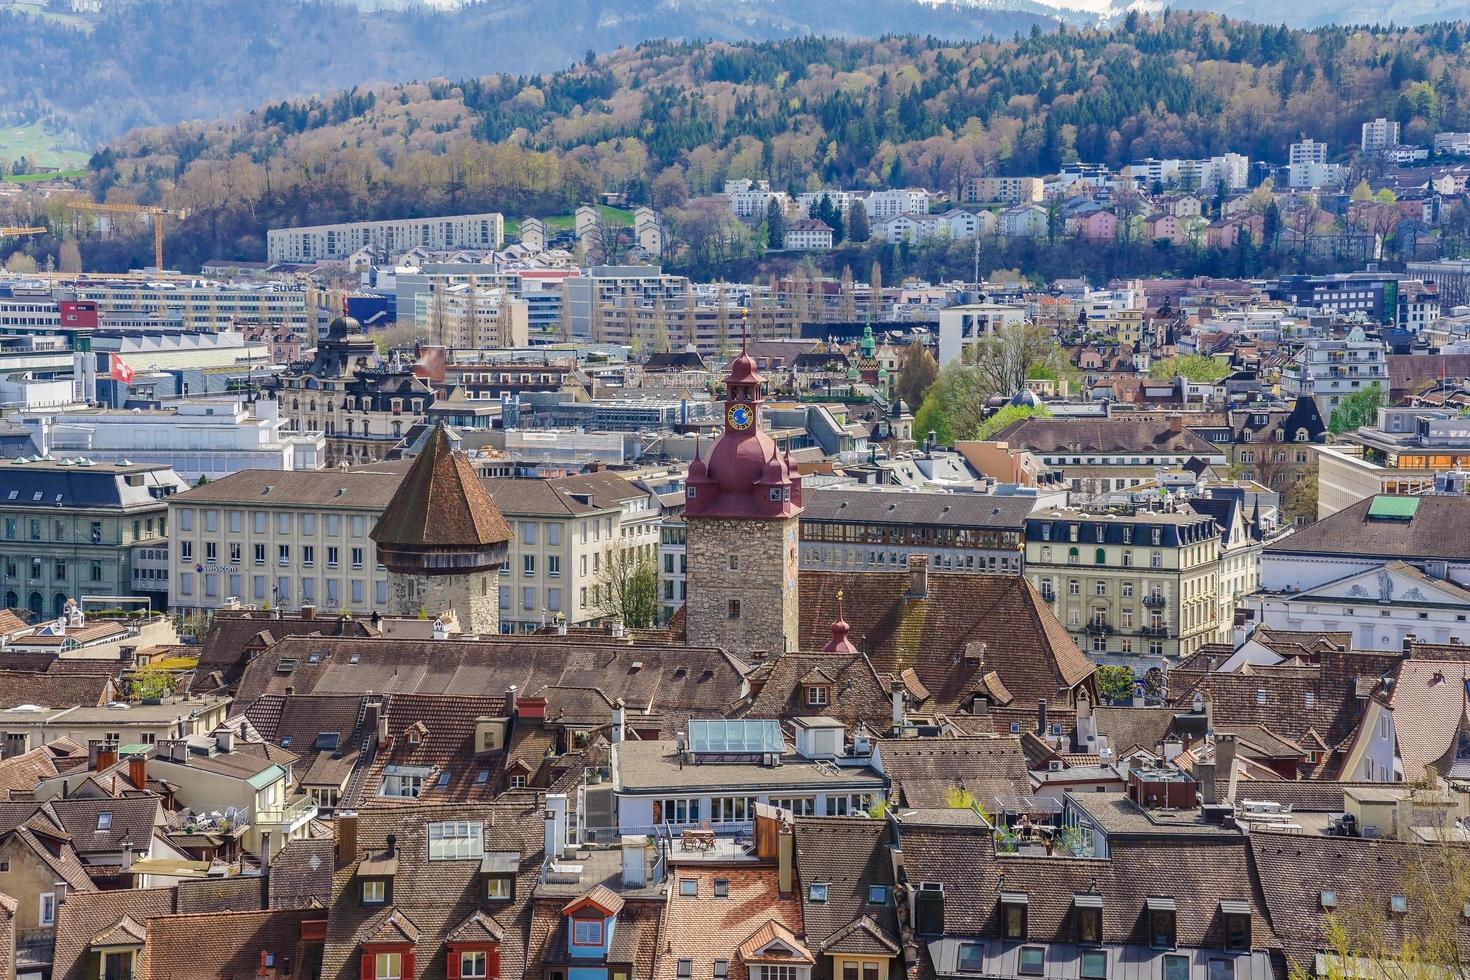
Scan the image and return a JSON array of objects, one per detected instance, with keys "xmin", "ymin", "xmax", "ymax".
[
  {"xmin": 766, "ymin": 197, "xmax": 785, "ymax": 250},
  {"xmin": 847, "ymin": 202, "xmax": 871, "ymax": 243}
]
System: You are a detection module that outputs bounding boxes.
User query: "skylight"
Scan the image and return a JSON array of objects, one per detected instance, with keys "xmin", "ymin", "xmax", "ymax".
[{"xmin": 687, "ymin": 719, "xmax": 785, "ymax": 756}]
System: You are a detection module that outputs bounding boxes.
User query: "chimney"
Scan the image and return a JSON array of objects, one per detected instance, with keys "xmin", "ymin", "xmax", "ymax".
[
  {"xmin": 385, "ymin": 833, "xmax": 397, "ymax": 859},
  {"xmin": 337, "ymin": 811, "xmax": 358, "ymax": 867},
  {"xmin": 87, "ymin": 739, "xmax": 101, "ymax": 770},
  {"xmin": 611, "ymin": 698, "xmax": 626, "ymax": 745},
  {"xmin": 1402, "ymin": 633, "xmax": 1416, "ymax": 658},
  {"xmin": 1197, "ymin": 758, "xmax": 1217, "ymax": 805},
  {"xmin": 544, "ymin": 808, "xmax": 558, "ymax": 864},
  {"xmin": 127, "ymin": 754, "xmax": 147, "ymax": 789},
  {"xmin": 556, "ymin": 617, "xmax": 568, "ymax": 636},
  {"xmin": 777, "ymin": 819, "xmax": 795, "ymax": 896},
  {"xmin": 1215, "ymin": 734, "xmax": 1239, "ymax": 805},
  {"xmin": 908, "ymin": 555, "xmax": 929, "ymax": 599},
  {"xmin": 215, "ymin": 727, "xmax": 234, "ymax": 754},
  {"xmin": 505, "ymin": 685, "xmax": 518, "ymax": 716},
  {"xmin": 301, "ymin": 604, "xmax": 316, "ymax": 621},
  {"xmin": 95, "ymin": 741, "xmax": 117, "ymax": 772},
  {"xmin": 1168, "ymin": 415, "xmax": 1184, "ymax": 435},
  {"xmin": 1036, "ymin": 698, "xmax": 1048, "ymax": 737},
  {"xmin": 890, "ymin": 679, "xmax": 906, "ymax": 734}
]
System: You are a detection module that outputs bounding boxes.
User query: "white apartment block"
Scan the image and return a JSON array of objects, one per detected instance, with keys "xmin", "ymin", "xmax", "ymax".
[
  {"xmin": 1180, "ymin": 153, "xmax": 1249, "ymax": 191},
  {"xmin": 1362, "ymin": 118, "xmax": 1401, "ymax": 154},
  {"xmin": 1435, "ymin": 132, "xmax": 1470, "ymax": 155},
  {"xmin": 725, "ymin": 180, "xmax": 790, "ymax": 219},
  {"xmin": 1289, "ymin": 140, "xmax": 1328, "ymax": 166},
  {"xmin": 70, "ymin": 283, "xmax": 309, "ymax": 335},
  {"xmin": 267, "ymin": 213, "xmax": 505, "ymax": 264},
  {"xmin": 413, "ymin": 284, "xmax": 530, "ymax": 348},
  {"xmin": 794, "ymin": 190, "xmax": 861, "ymax": 220},
  {"xmin": 1287, "ymin": 161, "xmax": 1345, "ymax": 190},
  {"xmin": 937, "ymin": 303, "xmax": 1028, "ymax": 367},
  {"xmin": 863, "ymin": 188, "xmax": 931, "ymax": 220},
  {"xmin": 167, "ymin": 467, "xmax": 402, "ymax": 615},
  {"xmin": 962, "ymin": 176, "xmax": 1045, "ymax": 205},
  {"xmin": 1278, "ymin": 329, "xmax": 1389, "ymax": 412}
]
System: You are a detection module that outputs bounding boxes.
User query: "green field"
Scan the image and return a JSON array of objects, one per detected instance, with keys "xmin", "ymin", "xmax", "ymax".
[
  {"xmin": 504, "ymin": 205, "xmax": 632, "ymax": 239},
  {"xmin": 0, "ymin": 123, "xmax": 91, "ymax": 172}
]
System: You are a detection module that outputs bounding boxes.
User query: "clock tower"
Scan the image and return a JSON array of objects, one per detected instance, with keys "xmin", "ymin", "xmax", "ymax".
[{"xmin": 684, "ymin": 342, "xmax": 803, "ymax": 656}]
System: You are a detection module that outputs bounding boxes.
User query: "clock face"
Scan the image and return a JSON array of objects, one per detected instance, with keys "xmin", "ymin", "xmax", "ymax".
[{"xmin": 727, "ymin": 403, "xmax": 754, "ymax": 430}]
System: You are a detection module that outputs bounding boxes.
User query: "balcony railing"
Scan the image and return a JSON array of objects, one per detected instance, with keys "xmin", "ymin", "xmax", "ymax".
[
  {"xmin": 1141, "ymin": 624, "xmax": 1170, "ymax": 637},
  {"xmin": 256, "ymin": 794, "xmax": 317, "ymax": 828},
  {"xmin": 1142, "ymin": 594, "xmax": 1168, "ymax": 608},
  {"xmin": 1040, "ymin": 587, "xmax": 1056, "ymax": 602},
  {"xmin": 1085, "ymin": 621, "xmax": 1113, "ymax": 636}
]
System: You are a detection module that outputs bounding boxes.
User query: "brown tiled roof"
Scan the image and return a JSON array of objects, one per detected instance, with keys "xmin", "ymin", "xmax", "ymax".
[
  {"xmin": 345, "ymin": 693, "xmax": 507, "ymax": 808},
  {"xmin": 140, "ymin": 907, "xmax": 323, "ymax": 980},
  {"xmin": 1386, "ymin": 659, "xmax": 1470, "ymax": 780},
  {"xmin": 52, "ymin": 887, "xmax": 176, "ymax": 980},
  {"xmin": 320, "ymin": 800, "xmax": 544, "ymax": 980},
  {"xmin": 0, "ymin": 671, "xmax": 114, "ymax": 709},
  {"xmin": 900, "ymin": 824, "xmax": 1273, "ymax": 950},
  {"xmin": 191, "ymin": 610, "xmax": 378, "ymax": 694},
  {"xmin": 875, "ymin": 737, "xmax": 1029, "ymax": 809},
  {"xmin": 797, "ymin": 570, "xmax": 1093, "ymax": 713},
  {"xmin": 1266, "ymin": 495, "xmax": 1470, "ymax": 561},
  {"xmin": 990, "ymin": 416, "xmax": 1221, "ymax": 455},
  {"xmin": 1090, "ymin": 706, "xmax": 1176, "ymax": 757},
  {"xmin": 234, "ymin": 636, "xmax": 747, "ymax": 738},
  {"xmin": 738, "ymin": 919, "xmax": 813, "ymax": 965},
  {"xmin": 45, "ymin": 797, "xmax": 162, "ymax": 855},
  {"xmin": 737, "ymin": 651, "xmax": 893, "ymax": 729},
  {"xmin": 175, "ymin": 875, "xmax": 265, "ymax": 913},
  {"xmin": 170, "ymin": 466, "xmax": 403, "ymax": 510},
  {"xmin": 371, "ymin": 424, "xmax": 511, "ymax": 548},
  {"xmin": 794, "ymin": 816, "xmax": 899, "ymax": 950},
  {"xmin": 0, "ymin": 746, "xmax": 58, "ymax": 797},
  {"xmin": 268, "ymin": 837, "xmax": 336, "ymax": 909},
  {"xmin": 1251, "ymin": 831, "xmax": 1470, "ymax": 971},
  {"xmin": 657, "ymin": 867, "xmax": 804, "ymax": 980}
]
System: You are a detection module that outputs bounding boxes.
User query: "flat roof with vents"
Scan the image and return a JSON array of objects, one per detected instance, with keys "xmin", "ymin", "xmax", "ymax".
[{"xmin": 1367, "ymin": 496, "xmax": 1420, "ymax": 520}]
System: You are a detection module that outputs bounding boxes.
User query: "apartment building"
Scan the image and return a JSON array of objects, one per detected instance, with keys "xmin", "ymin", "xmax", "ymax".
[
  {"xmin": 1288, "ymin": 140, "xmax": 1328, "ymax": 166},
  {"xmin": 483, "ymin": 471, "xmax": 661, "ymax": 632},
  {"xmin": 657, "ymin": 518, "xmax": 686, "ymax": 625},
  {"xmin": 0, "ymin": 458, "xmax": 185, "ymax": 620},
  {"xmin": 266, "ymin": 212, "xmax": 505, "ymax": 263},
  {"xmin": 166, "ymin": 466, "xmax": 404, "ymax": 615},
  {"xmin": 784, "ymin": 219, "xmax": 834, "ymax": 251},
  {"xmin": 863, "ymin": 188, "xmax": 931, "ymax": 220},
  {"xmin": 724, "ymin": 180, "xmax": 790, "ymax": 219},
  {"xmin": 794, "ymin": 190, "xmax": 861, "ymax": 220},
  {"xmin": 412, "ymin": 283, "xmax": 530, "ymax": 348},
  {"xmin": 961, "ymin": 175, "xmax": 1045, "ymax": 205},
  {"xmin": 1362, "ymin": 117, "xmax": 1401, "ymax": 153},
  {"xmin": 1025, "ymin": 505, "xmax": 1227, "ymax": 668},
  {"xmin": 1278, "ymin": 328, "xmax": 1389, "ymax": 412}
]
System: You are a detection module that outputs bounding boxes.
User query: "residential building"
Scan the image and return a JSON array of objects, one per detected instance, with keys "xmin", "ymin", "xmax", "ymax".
[
  {"xmin": 1252, "ymin": 494, "xmax": 1470, "ymax": 650},
  {"xmin": 0, "ymin": 457, "xmax": 185, "ymax": 619},
  {"xmin": 412, "ymin": 283, "xmax": 530, "ymax": 348},
  {"xmin": 1000, "ymin": 203, "xmax": 1048, "ymax": 239},
  {"xmin": 1025, "ymin": 505, "xmax": 1228, "ymax": 665},
  {"xmin": 1277, "ymin": 327, "xmax": 1389, "ymax": 413},
  {"xmin": 166, "ymin": 464, "xmax": 403, "ymax": 615},
  {"xmin": 1362, "ymin": 117, "xmax": 1401, "ymax": 153},
  {"xmin": 794, "ymin": 190, "xmax": 861, "ymax": 220},
  {"xmin": 1289, "ymin": 140, "xmax": 1328, "ymax": 166},
  {"xmin": 936, "ymin": 303, "xmax": 1027, "ymax": 367},
  {"xmin": 657, "ymin": 518, "xmax": 686, "ymax": 626},
  {"xmin": 65, "ymin": 281, "xmax": 309, "ymax": 335},
  {"xmin": 0, "ymin": 695, "xmax": 229, "ymax": 751},
  {"xmin": 785, "ymin": 219, "xmax": 835, "ymax": 251},
  {"xmin": 483, "ymin": 470, "xmax": 660, "ymax": 632},
  {"xmin": 962, "ymin": 175, "xmax": 1045, "ymax": 205},
  {"xmin": 862, "ymin": 189, "xmax": 931, "ymax": 220},
  {"xmin": 22, "ymin": 399, "xmax": 324, "ymax": 484},
  {"xmin": 266, "ymin": 212, "xmax": 505, "ymax": 263},
  {"xmin": 1434, "ymin": 131, "xmax": 1470, "ymax": 155},
  {"xmin": 725, "ymin": 179, "xmax": 790, "ymax": 219},
  {"xmin": 798, "ymin": 488, "xmax": 1035, "ymax": 575}
]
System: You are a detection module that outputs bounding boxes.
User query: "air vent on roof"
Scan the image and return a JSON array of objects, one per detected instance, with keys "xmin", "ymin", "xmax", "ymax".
[{"xmin": 262, "ymin": 486, "xmax": 274, "ymax": 495}]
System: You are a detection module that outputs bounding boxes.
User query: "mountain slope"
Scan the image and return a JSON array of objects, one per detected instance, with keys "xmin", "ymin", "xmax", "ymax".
[{"xmin": 0, "ymin": 0, "xmax": 1049, "ymax": 143}]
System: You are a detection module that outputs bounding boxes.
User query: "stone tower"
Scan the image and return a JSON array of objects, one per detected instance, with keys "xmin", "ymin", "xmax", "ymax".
[
  {"xmin": 684, "ymin": 341, "xmax": 803, "ymax": 656},
  {"xmin": 371, "ymin": 424, "xmax": 511, "ymax": 635}
]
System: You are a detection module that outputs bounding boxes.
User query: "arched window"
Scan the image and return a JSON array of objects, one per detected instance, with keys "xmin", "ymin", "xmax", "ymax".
[
  {"xmin": 1296, "ymin": 429, "xmax": 1308, "ymax": 442},
  {"xmin": 1095, "ymin": 548, "xmax": 1106, "ymax": 565},
  {"xmin": 4, "ymin": 591, "xmax": 16, "ymax": 610},
  {"xmin": 1067, "ymin": 547, "xmax": 1079, "ymax": 564},
  {"xmin": 52, "ymin": 593, "xmax": 67, "ymax": 618},
  {"xmin": 27, "ymin": 592, "xmax": 42, "ymax": 617},
  {"xmin": 362, "ymin": 421, "xmax": 371, "ymax": 436},
  {"xmin": 1041, "ymin": 546, "xmax": 1052, "ymax": 562}
]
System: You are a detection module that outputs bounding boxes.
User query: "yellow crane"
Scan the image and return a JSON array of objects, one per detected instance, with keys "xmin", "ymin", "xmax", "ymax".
[
  {"xmin": 0, "ymin": 226, "xmax": 46, "ymax": 237},
  {"xmin": 61, "ymin": 199, "xmax": 188, "ymax": 271}
]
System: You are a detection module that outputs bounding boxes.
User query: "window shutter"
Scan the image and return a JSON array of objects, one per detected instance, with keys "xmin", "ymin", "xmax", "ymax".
[
  {"xmin": 404, "ymin": 949, "xmax": 416, "ymax": 979},
  {"xmin": 87, "ymin": 950, "xmax": 102, "ymax": 980},
  {"xmin": 361, "ymin": 952, "xmax": 375, "ymax": 980},
  {"xmin": 447, "ymin": 948, "xmax": 461, "ymax": 980},
  {"xmin": 489, "ymin": 946, "xmax": 502, "ymax": 979}
]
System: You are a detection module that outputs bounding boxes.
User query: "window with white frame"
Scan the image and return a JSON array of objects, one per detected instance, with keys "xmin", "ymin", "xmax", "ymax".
[
  {"xmin": 428, "ymin": 820, "xmax": 484, "ymax": 860},
  {"xmin": 711, "ymin": 797, "xmax": 753, "ymax": 823},
  {"xmin": 654, "ymin": 798, "xmax": 701, "ymax": 824}
]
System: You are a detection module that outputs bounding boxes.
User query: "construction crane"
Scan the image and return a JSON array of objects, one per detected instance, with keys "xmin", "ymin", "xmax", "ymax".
[
  {"xmin": 61, "ymin": 199, "xmax": 188, "ymax": 271},
  {"xmin": 0, "ymin": 226, "xmax": 45, "ymax": 238}
]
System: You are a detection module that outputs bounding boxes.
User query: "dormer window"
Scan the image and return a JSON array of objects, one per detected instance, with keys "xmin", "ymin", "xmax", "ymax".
[
  {"xmin": 1220, "ymin": 901, "xmax": 1251, "ymax": 950},
  {"xmin": 806, "ymin": 685, "xmax": 830, "ymax": 707},
  {"xmin": 988, "ymin": 890, "xmax": 1024, "ymax": 942},
  {"xmin": 362, "ymin": 879, "xmax": 386, "ymax": 904},
  {"xmin": 1148, "ymin": 897, "xmax": 1177, "ymax": 950},
  {"xmin": 571, "ymin": 913, "xmax": 603, "ymax": 946},
  {"xmin": 1075, "ymin": 893, "xmax": 1103, "ymax": 944}
]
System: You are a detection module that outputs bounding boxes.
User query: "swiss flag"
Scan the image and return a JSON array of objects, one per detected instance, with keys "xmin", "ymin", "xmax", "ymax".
[{"xmin": 108, "ymin": 354, "xmax": 135, "ymax": 384}]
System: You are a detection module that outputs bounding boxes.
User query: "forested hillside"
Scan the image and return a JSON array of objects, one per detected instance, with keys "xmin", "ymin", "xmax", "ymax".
[
  {"xmin": 59, "ymin": 14, "xmax": 1470, "ymax": 270},
  {"xmin": 0, "ymin": 0, "xmax": 1046, "ymax": 143}
]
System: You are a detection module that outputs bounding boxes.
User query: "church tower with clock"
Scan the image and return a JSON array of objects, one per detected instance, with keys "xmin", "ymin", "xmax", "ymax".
[{"xmin": 684, "ymin": 343, "xmax": 803, "ymax": 656}]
